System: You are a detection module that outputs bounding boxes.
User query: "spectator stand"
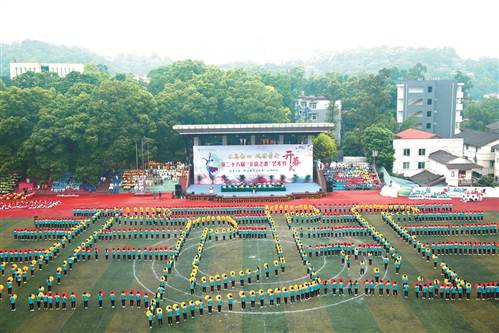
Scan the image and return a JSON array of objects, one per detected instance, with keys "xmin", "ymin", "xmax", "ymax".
[
  {"xmin": 323, "ymin": 162, "xmax": 381, "ymax": 191},
  {"xmin": 0, "ymin": 173, "xmax": 20, "ymax": 194}
]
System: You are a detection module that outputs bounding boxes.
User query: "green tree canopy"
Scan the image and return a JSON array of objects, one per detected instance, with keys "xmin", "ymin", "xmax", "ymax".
[
  {"xmin": 361, "ymin": 124, "xmax": 395, "ymax": 170},
  {"xmin": 312, "ymin": 133, "xmax": 337, "ymax": 161},
  {"xmin": 148, "ymin": 60, "xmax": 210, "ymax": 94},
  {"xmin": 154, "ymin": 68, "xmax": 290, "ymax": 160},
  {"xmin": 462, "ymin": 98, "xmax": 499, "ymax": 131}
]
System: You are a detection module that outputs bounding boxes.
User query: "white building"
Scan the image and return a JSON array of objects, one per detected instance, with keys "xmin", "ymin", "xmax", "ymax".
[
  {"xmin": 393, "ymin": 128, "xmax": 464, "ymax": 177},
  {"xmin": 494, "ymin": 144, "xmax": 499, "ymax": 182},
  {"xmin": 456, "ymin": 129, "xmax": 499, "ymax": 179},
  {"xmin": 426, "ymin": 150, "xmax": 480, "ymax": 186},
  {"xmin": 294, "ymin": 96, "xmax": 334, "ymax": 123},
  {"xmin": 10, "ymin": 62, "xmax": 85, "ymax": 79}
]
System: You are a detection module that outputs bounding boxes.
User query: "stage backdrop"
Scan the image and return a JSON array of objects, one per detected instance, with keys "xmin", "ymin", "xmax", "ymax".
[{"xmin": 193, "ymin": 144, "xmax": 313, "ymax": 184}]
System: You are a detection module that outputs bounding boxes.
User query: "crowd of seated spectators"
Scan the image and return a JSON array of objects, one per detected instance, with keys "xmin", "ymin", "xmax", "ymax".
[
  {"xmin": 0, "ymin": 174, "xmax": 20, "ymax": 194},
  {"xmin": 117, "ymin": 162, "xmax": 190, "ymax": 193},
  {"xmin": 0, "ymin": 199, "xmax": 61, "ymax": 210},
  {"xmin": 323, "ymin": 162, "xmax": 381, "ymax": 190},
  {"xmin": 221, "ymin": 183, "xmax": 286, "ymax": 192},
  {"xmin": 50, "ymin": 174, "xmax": 81, "ymax": 192}
]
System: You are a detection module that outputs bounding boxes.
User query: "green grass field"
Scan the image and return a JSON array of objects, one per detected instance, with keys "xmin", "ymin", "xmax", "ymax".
[{"xmin": 0, "ymin": 209, "xmax": 498, "ymax": 333}]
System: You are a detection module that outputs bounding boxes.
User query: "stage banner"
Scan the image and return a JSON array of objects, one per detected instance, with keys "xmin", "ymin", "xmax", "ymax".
[{"xmin": 193, "ymin": 144, "xmax": 313, "ymax": 184}]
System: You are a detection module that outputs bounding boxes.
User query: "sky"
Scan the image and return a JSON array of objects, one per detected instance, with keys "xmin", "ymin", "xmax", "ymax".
[{"xmin": 1, "ymin": 0, "xmax": 498, "ymax": 64}]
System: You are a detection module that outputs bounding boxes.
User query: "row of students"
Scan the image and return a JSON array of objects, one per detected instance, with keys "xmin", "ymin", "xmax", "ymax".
[
  {"xmin": 428, "ymin": 241, "xmax": 497, "ymax": 255},
  {"xmin": 403, "ymin": 223, "xmax": 497, "ymax": 235},
  {"xmin": 298, "ymin": 226, "xmax": 369, "ymax": 238},
  {"xmin": 97, "ymin": 227, "xmax": 183, "ymax": 240}
]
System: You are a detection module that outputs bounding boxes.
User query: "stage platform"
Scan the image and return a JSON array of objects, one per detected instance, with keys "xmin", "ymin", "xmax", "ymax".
[{"xmin": 186, "ymin": 183, "xmax": 322, "ymax": 197}]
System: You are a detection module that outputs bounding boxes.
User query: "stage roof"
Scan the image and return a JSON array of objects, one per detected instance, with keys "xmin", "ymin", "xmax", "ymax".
[{"xmin": 173, "ymin": 122, "xmax": 334, "ymax": 135}]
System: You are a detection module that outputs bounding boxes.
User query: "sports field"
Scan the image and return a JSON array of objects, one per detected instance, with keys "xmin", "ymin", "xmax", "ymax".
[{"xmin": 0, "ymin": 200, "xmax": 498, "ymax": 333}]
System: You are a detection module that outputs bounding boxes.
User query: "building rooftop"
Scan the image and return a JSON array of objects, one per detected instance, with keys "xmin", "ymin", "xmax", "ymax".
[
  {"xmin": 429, "ymin": 150, "xmax": 458, "ymax": 164},
  {"xmin": 485, "ymin": 120, "xmax": 499, "ymax": 132},
  {"xmin": 297, "ymin": 95, "xmax": 329, "ymax": 101},
  {"xmin": 395, "ymin": 128, "xmax": 439, "ymax": 139},
  {"xmin": 455, "ymin": 128, "xmax": 499, "ymax": 147},
  {"xmin": 429, "ymin": 150, "xmax": 481, "ymax": 170},
  {"xmin": 408, "ymin": 170, "xmax": 445, "ymax": 186},
  {"xmin": 173, "ymin": 122, "xmax": 334, "ymax": 135}
]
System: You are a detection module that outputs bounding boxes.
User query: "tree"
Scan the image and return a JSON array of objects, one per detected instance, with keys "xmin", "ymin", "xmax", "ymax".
[
  {"xmin": 398, "ymin": 116, "xmax": 420, "ymax": 132},
  {"xmin": 0, "ymin": 86, "xmax": 56, "ymax": 176},
  {"xmin": 361, "ymin": 124, "xmax": 395, "ymax": 170},
  {"xmin": 341, "ymin": 69, "xmax": 397, "ymax": 133},
  {"xmin": 462, "ymin": 98, "xmax": 499, "ymax": 131},
  {"xmin": 56, "ymin": 71, "xmax": 101, "ymax": 93},
  {"xmin": 312, "ymin": 133, "xmax": 337, "ymax": 161},
  {"xmin": 342, "ymin": 130, "xmax": 364, "ymax": 156},
  {"xmin": 454, "ymin": 71, "xmax": 473, "ymax": 99},
  {"xmin": 403, "ymin": 63, "xmax": 427, "ymax": 80},
  {"xmin": 12, "ymin": 71, "xmax": 61, "ymax": 89},
  {"xmin": 154, "ymin": 68, "xmax": 290, "ymax": 160},
  {"xmin": 476, "ymin": 175, "xmax": 497, "ymax": 187},
  {"xmin": 148, "ymin": 60, "xmax": 210, "ymax": 94},
  {"xmin": 19, "ymin": 80, "xmax": 158, "ymax": 183}
]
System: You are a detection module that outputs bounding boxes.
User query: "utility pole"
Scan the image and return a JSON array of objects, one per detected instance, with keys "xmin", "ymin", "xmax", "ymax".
[
  {"xmin": 141, "ymin": 138, "xmax": 144, "ymax": 170},
  {"xmin": 372, "ymin": 149, "xmax": 378, "ymax": 169},
  {"xmin": 146, "ymin": 142, "xmax": 150, "ymax": 166},
  {"xmin": 135, "ymin": 142, "xmax": 139, "ymax": 170}
]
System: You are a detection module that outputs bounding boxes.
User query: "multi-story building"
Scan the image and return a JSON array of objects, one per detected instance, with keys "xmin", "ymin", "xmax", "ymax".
[
  {"xmin": 9, "ymin": 62, "xmax": 85, "ymax": 79},
  {"xmin": 456, "ymin": 129, "xmax": 499, "ymax": 179},
  {"xmin": 392, "ymin": 128, "xmax": 465, "ymax": 177},
  {"xmin": 396, "ymin": 80, "xmax": 464, "ymax": 138},
  {"xmin": 294, "ymin": 96, "xmax": 340, "ymax": 123}
]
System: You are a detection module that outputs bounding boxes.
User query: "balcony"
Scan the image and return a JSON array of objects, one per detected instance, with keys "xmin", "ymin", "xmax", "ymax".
[{"xmin": 458, "ymin": 179, "xmax": 473, "ymax": 186}]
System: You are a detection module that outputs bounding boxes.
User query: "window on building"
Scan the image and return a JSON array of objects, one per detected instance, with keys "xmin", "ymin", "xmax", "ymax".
[
  {"xmin": 311, "ymin": 115, "xmax": 317, "ymax": 121},
  {"xmin": 403, "ymin": 149, "xmax": 410, "ymax": 156},
  {"xmin": 408, "ymin": 98, "xmax": 424, "ymax": 106},
  {"xmin": 408, "ymin": 87, "xmax": 424, "ymax": 94},
  {"xmin": 310, "ymin": 103, "xmax": 317, "ymax": 109},
  {"xmin": 492, "ymin": 147, "xmax": 495, "ymax": 153},
  {"xmin": 465, "ymin": 144, "xmax": 469, "ymax": 150},
  {"xmin": 300, "ymin": 101, "xmax": 306, "ymax": 107},
  {"xmin": 426, "ymin": 123, "xmax": 431, "ymax": 129},
  {"xmin": 428, "ymin": 86, "xmax": 433, "ymax": 93},
  {"xmin": 490, "ymin": 160, "xmax": 495, "ymax": 168},
  {"xmin": 403, "ymin": 162, "xmax": 410, "ymax": 169},
  {"xmin": 451, "ymin": 171, "xmax": 455, "ymax": 177},
  {"xmin": 418, "ymin": 162, "xmax": 425, "ymax": 169},
  {"xmin": 427, "ymin": 111, "xmax": 432, "ymax": 117},
  {"xmin": 418, "ymin": 148, "xmax": 426, "ymax": 156},
  {"xmin": 427, "ymin": 98, "xmax": 432, "ymax": 105}
]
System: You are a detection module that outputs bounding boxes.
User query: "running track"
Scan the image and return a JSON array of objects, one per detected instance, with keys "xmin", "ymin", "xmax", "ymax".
[{"xmin": 0, "ymin": 191, "xmax": 498, "ymax": 219}]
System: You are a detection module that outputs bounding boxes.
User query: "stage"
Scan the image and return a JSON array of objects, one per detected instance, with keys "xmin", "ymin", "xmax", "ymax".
[{"xmin": 186, "ymin": 183, "xmax": 322, "ymax": 197}]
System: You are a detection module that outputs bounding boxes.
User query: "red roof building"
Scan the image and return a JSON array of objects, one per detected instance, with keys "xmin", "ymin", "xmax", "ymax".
[{"xmin": 395, "ymin": 128, "xmax": 439, "ymax": 139}]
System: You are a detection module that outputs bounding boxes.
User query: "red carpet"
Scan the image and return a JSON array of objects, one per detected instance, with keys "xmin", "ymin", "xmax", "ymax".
[{"xmin": 0, "ymin": 191, "xmax": 497, "ymax": 219}]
